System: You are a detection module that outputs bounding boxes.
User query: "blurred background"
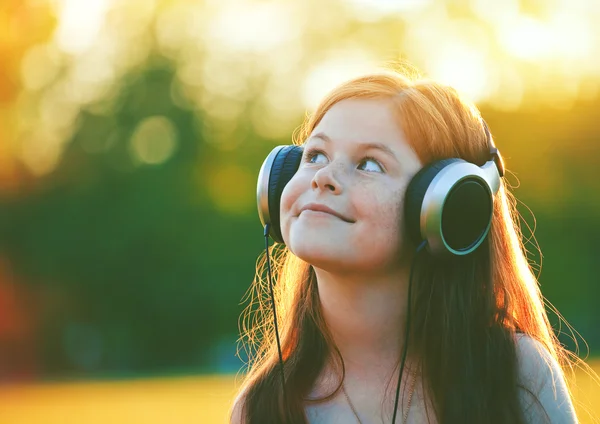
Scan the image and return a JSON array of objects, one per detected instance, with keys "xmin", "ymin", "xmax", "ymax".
[{"xmin": 0, "ymin": 0, "xmax": 599, "ymax": 422}]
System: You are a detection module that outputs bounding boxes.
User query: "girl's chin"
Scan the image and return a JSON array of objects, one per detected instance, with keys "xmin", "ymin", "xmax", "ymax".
[{"xmin": 289, "ymin": 243, "xmax": 336, "ymax": 259}]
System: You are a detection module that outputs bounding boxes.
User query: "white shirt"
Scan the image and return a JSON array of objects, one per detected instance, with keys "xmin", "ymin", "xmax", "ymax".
[{"xmin": 516, "ymin": 333, "xmax": 578, "ymax": 423}]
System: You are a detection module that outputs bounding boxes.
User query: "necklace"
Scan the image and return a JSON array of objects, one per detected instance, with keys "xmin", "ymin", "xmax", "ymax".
[{"xmin": 341, "ymin": 366, "xmax": 418, "ymax": 424}]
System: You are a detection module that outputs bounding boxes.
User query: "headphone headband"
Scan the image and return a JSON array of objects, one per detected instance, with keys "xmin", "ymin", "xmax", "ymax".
[{"xmin": 482, "ymin": 119, "xmax": 505, "ymax": 178}]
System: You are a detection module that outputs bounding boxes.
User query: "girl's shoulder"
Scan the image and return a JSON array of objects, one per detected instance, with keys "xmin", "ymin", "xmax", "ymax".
[
  {"xmin": 513, "ymin": 332, "xmax": 578, "ymax": 423},
  {"xmin": 229, "ymin": 386, "xmax": 249, "ymax": 424}
]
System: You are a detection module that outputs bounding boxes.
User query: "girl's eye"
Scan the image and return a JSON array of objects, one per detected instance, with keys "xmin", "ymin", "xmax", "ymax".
[
  {"xmin": 358, "ymin": 157, "xmax": 384, "ymax": 173},
  {"xmin": 303, "ymin": 149, "xmax": 384, "ymax": 173},
  {"xmin": 305, "ymin": 149, "xmax": 328, "ymax": 164}
]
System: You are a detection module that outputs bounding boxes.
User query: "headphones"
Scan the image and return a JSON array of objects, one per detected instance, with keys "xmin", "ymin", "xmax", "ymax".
[{"xmin": 256, "ymin": 120, "xmax": 505, "ymax": 256}]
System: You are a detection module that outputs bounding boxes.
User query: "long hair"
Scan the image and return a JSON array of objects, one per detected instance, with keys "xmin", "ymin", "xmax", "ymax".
[{"xmin": 233, "ymin": 70, "xmax": 587, "ymax": 423}]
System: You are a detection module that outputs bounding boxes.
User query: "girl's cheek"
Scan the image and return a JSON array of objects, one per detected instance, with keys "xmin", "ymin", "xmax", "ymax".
[
  {"xmin": 370, "ymin": 188, "xmax": 403, "ymax": 229},
  {"xmin": 280, "ymin": 186, "xmax": 295, "ymax": 214},
  {"xmin": 281, "ymin": 174, "xmax": 307, "ymax": 212}
]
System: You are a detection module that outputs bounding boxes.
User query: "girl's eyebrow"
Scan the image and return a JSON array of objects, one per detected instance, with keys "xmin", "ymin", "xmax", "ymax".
[{"xmin": 307, "ymin": 132, "xmax": 399, "ymax": 163}]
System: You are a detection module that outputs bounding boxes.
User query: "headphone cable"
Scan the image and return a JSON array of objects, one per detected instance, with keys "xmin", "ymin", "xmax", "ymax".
[{"xmin": 264, "ymin": 224, "xmax": 288, "ymax": 420}]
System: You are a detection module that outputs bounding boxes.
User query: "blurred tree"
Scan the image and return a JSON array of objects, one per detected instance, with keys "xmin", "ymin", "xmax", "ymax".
[{"xmin": 1, "ymin": 56, "xmax": 263, "ymax": 376}]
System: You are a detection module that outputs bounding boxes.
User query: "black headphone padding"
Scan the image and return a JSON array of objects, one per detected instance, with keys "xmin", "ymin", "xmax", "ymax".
[
  {"xmin": 267, "ymin": 145, "xmax": 303, "ymax": 243},
  {"xmin": 442, "ymin": 179, "xmax": 492, "ymax": 252},
  {"xmin": 404, "ymin": 158, "xmax": 461, "ymax": 246}
]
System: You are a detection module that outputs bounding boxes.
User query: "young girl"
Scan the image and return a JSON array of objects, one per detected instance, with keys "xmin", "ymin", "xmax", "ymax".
[{"xmin": 231, "ymin": 70, "xmax": 582, "ymax": 423}]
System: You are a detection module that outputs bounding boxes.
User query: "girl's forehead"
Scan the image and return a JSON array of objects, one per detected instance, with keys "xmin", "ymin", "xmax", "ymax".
[
  {"xmin": 309, "ymin": 99, "xmax": 421, "ymax": 166},
  {"xmin": 312, "ymin": 99, "xmax": 403, "ymax": 142}
]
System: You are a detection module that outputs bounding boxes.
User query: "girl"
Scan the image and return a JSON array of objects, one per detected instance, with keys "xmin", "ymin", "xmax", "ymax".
[{"xmin": 231, "ymin": 70, "xmax": 582, "ymax": 423}]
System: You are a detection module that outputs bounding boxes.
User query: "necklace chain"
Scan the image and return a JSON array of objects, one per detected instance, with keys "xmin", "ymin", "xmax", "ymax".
[{"xmin": 341, "ymin": 366, "xmax": 418, "ymax": 424}]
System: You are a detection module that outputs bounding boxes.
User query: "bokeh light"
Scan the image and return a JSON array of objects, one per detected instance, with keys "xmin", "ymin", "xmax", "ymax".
[{"xmin": 129, "ymin": 116, "xmax": 178, "ymax": 166}]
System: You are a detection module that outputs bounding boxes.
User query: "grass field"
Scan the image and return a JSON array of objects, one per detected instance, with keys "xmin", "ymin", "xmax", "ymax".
[{"xmin": 0, "ymin": 364, "xmax": 598, "ymax": 424}]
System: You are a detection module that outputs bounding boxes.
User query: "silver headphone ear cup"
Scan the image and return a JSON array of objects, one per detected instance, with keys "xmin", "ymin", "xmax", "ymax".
[
  {"xmin": 406, "ymin": 159, "xmax": 497, "ymax": 256},
  {"xmin": 257, "ymin": 146, "xmax": 286, "ymax": 229},
  {"xmin": 256, "ymin": 145, "xmax": 303, "ymax": 243}
]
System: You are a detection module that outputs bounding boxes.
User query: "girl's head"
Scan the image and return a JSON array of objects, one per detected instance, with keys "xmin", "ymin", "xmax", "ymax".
[
  {"xmin": 279, "ymin": 72, "xmax": 499, "ymax": 274},
  {"xmin": 236, "ymin": 69, "xmax": 579, "ymax": 424}
]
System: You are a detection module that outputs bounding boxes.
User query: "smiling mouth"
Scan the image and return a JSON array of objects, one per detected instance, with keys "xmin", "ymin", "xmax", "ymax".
[
  {"xmin": 302, "ymin": 210, "xmax": 336, "ymax": 218},
  {"xmin": 299, "ymin": 209, "xmax": 354, "ymax": 223}
]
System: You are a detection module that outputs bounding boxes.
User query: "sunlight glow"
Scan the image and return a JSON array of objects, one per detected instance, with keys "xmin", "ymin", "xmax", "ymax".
[
  {"xmin": 302, "ymin": 50, "xmax": 379, "ymax": 111},
  {"xmin": 547, "ymin": 9, "xmax": 593, "ymax": 61},
  {"xmin": 470, "ymin": 0, "xmax": 520, "ymax": 28},
  {"xmin": 53, "ymin": 0, "xmax": 112, "ymax": 54},
  {"xmin": 204, "ymin": 2, "xmax": 300, "ymax": 53},
  {"xmin": 491, "ymin": 65, "xmax": 524, "ymax": 112},
  {"xmin": 499, "ymin": 16, "xmax": 553, "ymax": 61},
  {"xmin": 10, "ymin": 0, "xmax": 600, "ymax": 180},
  {"xmin": 344, "ymin": 0, "xmax": 433, "ymax": 21},
  {"xmin": 428, "ymin": 45, "xmax": 490, "ymax": 103}
]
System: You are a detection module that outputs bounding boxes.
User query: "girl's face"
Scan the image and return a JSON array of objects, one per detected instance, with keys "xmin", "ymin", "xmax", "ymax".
[{"xmin": 280, "ymin": 98, "xmax": 423, "ymax": 273}]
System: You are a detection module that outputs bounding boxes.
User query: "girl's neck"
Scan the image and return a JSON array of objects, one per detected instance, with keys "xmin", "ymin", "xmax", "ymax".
[{"xmin": 314, "ymin": 265, "xmax": 411, "ymax": 379}]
